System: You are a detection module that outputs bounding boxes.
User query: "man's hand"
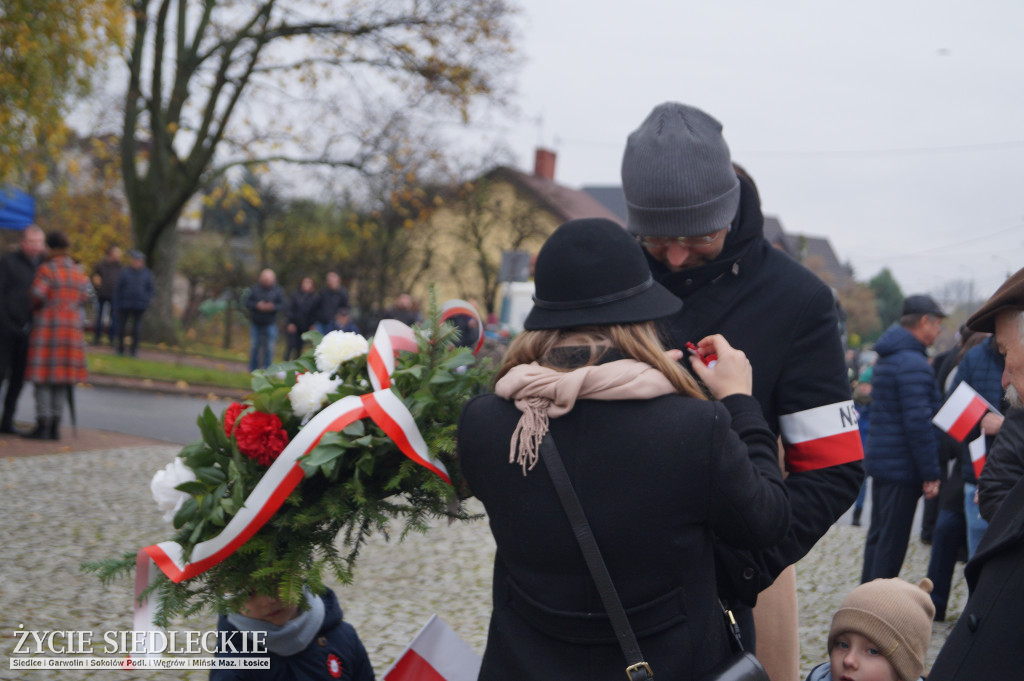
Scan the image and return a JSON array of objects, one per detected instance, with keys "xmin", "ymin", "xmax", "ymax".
[
  {"xmin": 981, "ymin": 412, "xmax": 1004, "ymax": 436},
  {"xmin": 923, "ymin": 479, "xmax": 941, "ymax": 499}
]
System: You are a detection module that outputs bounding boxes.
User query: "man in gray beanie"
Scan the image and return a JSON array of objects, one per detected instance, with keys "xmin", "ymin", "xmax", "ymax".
[{"xmin": 621, "ymin": 102, "xmax": 864, "ymax": 679}]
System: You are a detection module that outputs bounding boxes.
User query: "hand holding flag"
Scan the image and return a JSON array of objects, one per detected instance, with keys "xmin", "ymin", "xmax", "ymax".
[{"xmin": 932, "ymin": 382, "xmax": 1000, "ymax": 442}]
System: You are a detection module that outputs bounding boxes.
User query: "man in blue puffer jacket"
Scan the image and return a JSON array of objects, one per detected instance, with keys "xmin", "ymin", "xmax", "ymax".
[{"xmin": 861, "ymin": 295, "xmax": 946, "ymax": 582}]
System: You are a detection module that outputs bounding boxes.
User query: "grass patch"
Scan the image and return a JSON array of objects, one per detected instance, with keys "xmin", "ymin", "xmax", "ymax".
[{"xmin": 87, "ymin": 353, "xmax": 253, "ymax": 390}]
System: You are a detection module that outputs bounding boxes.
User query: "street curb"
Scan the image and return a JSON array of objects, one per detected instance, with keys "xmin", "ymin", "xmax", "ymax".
[{"xmin": 86, "ymin": 373, "xmax": 251, "ymax": 400}]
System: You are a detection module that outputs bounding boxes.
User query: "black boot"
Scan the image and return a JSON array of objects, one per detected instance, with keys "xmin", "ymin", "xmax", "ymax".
[
  {"xmin": 852, "ymin": 506, "xmax": 862, "ymax": 527},
  {"xmin": 0, "ymin": 411, "xmax": 17, "ymax": 435},
  {"xmin": 49, "ymin": 416, "xmax": 61, "ymax": 440},
  {"xmin": 21, "ymin": 417, "xmax": 50, "ymax": 440}
]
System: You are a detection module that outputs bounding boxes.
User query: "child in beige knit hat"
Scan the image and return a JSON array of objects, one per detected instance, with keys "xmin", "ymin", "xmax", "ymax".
[{"xmin": 805, "ymin": 577, "xmax": 935, "ymax": 681}]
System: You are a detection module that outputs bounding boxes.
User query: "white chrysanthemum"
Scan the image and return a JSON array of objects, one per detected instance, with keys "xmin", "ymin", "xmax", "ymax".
[
  {"xmin": 150, "ymin": 458, "xmax": 197, "ymax": 523},
  {"xmin": 314, "ymin": 330, "xmax": 369, "ymax": 373},
  {"xmin": 289, "ymin": 371, "xmax": 342, "ymax": 419}
]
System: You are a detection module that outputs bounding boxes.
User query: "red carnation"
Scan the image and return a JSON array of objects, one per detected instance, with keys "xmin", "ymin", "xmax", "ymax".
[
  {"xmin": 234, "ymin": 411, "xmax": 289, "ymax": 466},
  {"xmin": 223, "ymin": 402, "xmax": 246, "ymax": 437}
]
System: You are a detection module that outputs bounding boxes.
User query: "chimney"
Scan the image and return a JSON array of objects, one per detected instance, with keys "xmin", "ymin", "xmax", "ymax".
[{"xmin": 533, "ymin": 148, "xmax": 556, "ymax": 181}]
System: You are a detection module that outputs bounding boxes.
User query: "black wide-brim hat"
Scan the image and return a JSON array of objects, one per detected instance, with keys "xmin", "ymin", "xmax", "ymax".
[{"xmin": 523, "ymin": 218, "xmax": 682, "ymax": 331}]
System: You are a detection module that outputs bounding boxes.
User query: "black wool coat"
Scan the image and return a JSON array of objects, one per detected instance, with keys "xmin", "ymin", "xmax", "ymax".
[
  {"xmin": 647, "ymin": 176, "xmax": 864, "ymax": 602},
  {"xmin": 928, "ymin": 471, "xmax": 1024, "ymax": 680},
  {"xmin": 458, "ymin": 392, "xmax": 791, "ymax": 681}
]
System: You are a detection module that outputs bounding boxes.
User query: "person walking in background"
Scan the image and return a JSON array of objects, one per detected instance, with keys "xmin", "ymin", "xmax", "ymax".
[
  {"xmin": 91, "ymin": 245, "xmax": 122, "ymax": 346},
  {"xmin": 947, "ymin": 334, "xmax": 1007, "ymax": 557},
  {"xmin": 458, "ymin": 218, "xmax": 790, "ymax": 680},
  {"xmin": 851, "ymin": 370, "xmax": 872, "ymax": 527},
  {"xmin": 113, "ymin": 250, "xmax": 154, "ymax": 357},
  {"xmin": 283, "ymin": 276, "xmax": 318, "ymax": 361},
  {"xmin": 0, "ymin": 225, "xmax": 45, "ymax": 434},
  {"xmin": 861, "ymin": 295, "xmax": 945, "ymax": 583},
  {"xmin": 620, "ymin": 101, "xmax": 863, "ymax": 675},
  {"xmin": 924, "ymin": 327, "xmax": 984, "ymax": 621},
  {"xmin": 314, "ymin": 271, "xmax": 349, "ymax": 335},
  {"xmin": 23, "ymin": 231, "xmax": 89, "ymax": 440},
  {"xmin": 245, "ymin": 268, "xmax": 285, "ymax": 371},
  {"xmin": 383, "ymin": 293, "xmax": 420, "ymax": 326}
]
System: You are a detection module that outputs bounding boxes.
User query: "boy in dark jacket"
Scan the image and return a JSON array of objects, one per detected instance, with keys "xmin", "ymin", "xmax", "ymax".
[
  {"xmin": 861, "ymin": 295, "xmax": 945, "ymax": 582},
  {"xmin": 212, "ymin": 587, "xmax": 374, "ymax": 681},
  {"xmin": 806, "ymin": 578, "xmax": 934, "ymax": 681}
]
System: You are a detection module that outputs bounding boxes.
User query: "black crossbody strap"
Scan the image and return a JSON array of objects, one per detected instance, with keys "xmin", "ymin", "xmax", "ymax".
[{"xmin": 538, "ymin": 433, "xmax": 653, "ymax": 681}]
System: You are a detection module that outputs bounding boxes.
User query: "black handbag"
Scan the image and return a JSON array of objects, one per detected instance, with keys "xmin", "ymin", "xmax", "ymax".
[{"xmin": 538, "ymin": 433, "xmax": 769, "ymax": 681}]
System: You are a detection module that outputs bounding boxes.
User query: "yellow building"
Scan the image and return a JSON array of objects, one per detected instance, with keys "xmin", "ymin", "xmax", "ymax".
[{"xmin": 413, "ymin": 149, "xmax": 621, "ymax": 320}]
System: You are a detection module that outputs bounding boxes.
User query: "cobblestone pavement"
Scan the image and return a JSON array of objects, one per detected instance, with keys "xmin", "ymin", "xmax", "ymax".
[{"xmin": 1, "ymin": 446, "xmax": 967, "ymax": 680}]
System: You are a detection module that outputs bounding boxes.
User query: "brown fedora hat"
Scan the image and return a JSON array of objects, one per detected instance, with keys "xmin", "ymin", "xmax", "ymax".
[
  {"xmin": 524, "ymin": 218, "xmax": 682, "ymax": 331},
  {"xmin": 967, "ymin": 266, "xmax": 1024, "ymax": 333}
]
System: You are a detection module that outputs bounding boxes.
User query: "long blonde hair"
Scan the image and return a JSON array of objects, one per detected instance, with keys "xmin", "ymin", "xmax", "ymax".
[{"xmin": 497, "ymin": 322, "xmax": 707, "ymax": 399}]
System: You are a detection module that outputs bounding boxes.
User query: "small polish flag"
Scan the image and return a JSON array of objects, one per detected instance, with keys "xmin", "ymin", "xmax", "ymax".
[
  {"xmin": 383, "ymin": 615, "xmax": 481, "ymax": 681},
  {"xmin": 969, "ymin": 433, "xmax": 987, "ymax": 479},
  {"xmin": 932, "ymin": 382, "xmax": 997, "ymax": 442}
]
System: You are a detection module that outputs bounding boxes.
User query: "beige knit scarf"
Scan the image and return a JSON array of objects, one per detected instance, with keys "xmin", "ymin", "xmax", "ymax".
[{"xmin": 494, "ymin": 359, "xmax": 677, "ymax": 475}]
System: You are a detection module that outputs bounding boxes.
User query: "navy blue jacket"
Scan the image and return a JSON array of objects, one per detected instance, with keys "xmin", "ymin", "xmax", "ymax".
[
  {"xmin": 865, "ymin": 324, "xmax": 942, "ymax": 484},
  {"xmin": 114, "ymin": 265, "xmax": 155, "ymax": 311},
  {"xmin": 211, "ymin": 588, "xmax": 374, "ymax": 681}
]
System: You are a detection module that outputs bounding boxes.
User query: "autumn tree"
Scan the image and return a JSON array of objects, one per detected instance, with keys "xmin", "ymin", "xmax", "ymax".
[
  {"xmin": 261, "ymin": 198, "xmax": 358, "ymax": 292},
  {"xmin": 0, "ymin": 0, "xmax": 123, "ymax": 185},
  {"xmin": 121, "ymin": 0, "xmax": 516, "ymax": 341},
  {"xmin": 837, "ymin": 281, "xmax": 882, "ymax": 346},
  {"xmin": 869, "ymin": 268, "xmax": 905, "ymax": 330},
  {"xmin": 441, "ymin": 174, "xmax": 548, "ymax": 315},
  {"xmin": 34, "ymin": 133, "xmax": 133, "ymax": 270}
]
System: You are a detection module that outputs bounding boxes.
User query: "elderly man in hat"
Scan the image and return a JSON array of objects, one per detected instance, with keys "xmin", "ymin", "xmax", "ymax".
[
  {"xmin": 929, "ymin": 267, "xmax": 1024, "ymax": 680},
  {"xmin": 861, "ymin": 294, "xmax": 946, "ymax": 583},
  {"xmin": 621, "ymin": 102, "xmax": 864, "ymax": 674},
  {"xmin": 114, "ymin": 249, "xmax": 155, "ymax": 357}
]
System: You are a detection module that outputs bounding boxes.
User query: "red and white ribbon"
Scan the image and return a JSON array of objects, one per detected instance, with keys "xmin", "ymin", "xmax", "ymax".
[
  {"xmin": 440, "ymin": 299, "xmax": 485, "ymax": 356},
  {"xmin": 129, "ymin": 306, "xmax": 481, "ymax": 657}
]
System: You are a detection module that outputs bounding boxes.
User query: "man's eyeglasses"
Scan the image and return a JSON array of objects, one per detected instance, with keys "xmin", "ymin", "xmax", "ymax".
[{"xmin": 637, "ymin": 230, "xmax": 725, "ymax": 250}]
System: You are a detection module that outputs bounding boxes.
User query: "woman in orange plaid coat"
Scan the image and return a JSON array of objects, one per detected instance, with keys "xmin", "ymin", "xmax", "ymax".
[{"xmin": 24, "ymin": 231, "xmax": 90, "ymax": 440}]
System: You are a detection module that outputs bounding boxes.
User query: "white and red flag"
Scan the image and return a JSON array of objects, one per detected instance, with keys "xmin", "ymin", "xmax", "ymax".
[
  {"xmin": 932, "ymin": 382, "xmax": 998, "ymax": 442},
  {"xmin": 969, "ymin": 433, "xmax": 987, "ymax": 478},
  {"xmin": 383, "ymin": 615, "xmax": 482, "ymax": 681}
]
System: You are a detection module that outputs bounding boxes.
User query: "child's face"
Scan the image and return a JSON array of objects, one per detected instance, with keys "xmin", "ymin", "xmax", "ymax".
[
  {"xmin": 830, "ymin": 632, "xmax": 900, "ymax": 681},
  {"xmin": 240, "ymin": 594, "xmax": 300, "ymax": 627}
]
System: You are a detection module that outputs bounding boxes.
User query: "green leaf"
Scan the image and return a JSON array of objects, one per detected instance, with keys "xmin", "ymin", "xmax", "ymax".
[
  {"xmin": 429, "ymin": 373, "xmax": 455, "ymax": 384},
  {"xmin": 194, "ymin": 466, "xmax": 228, "ymax": 486},
  {"xmin": 342, "ymin": 421, "xmax": 365, "ymax": 437},
  {"xmin": 173, "ymin": 497, "xmax": 199, "ymax": 529},
  {"xmin": 251, "ymin": 373, "xmax": 272, "ymax": 392},
  {"xmin": 174, "ymin": 481, "xmax": 208, "ymax": 496},
  {"xmin": 302, "ymin": 444, "xmax": 345, "ymax": 470},
  {"xmin": 179, "ymin": 441, "xmax": 214, "ymax": 469},
  {"xmin": 197, "ymin": 407, "xmax": 223, "ymax": 447}
]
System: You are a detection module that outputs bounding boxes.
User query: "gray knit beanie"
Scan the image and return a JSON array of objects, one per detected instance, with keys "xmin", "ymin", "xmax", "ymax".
[
  {"xmin": 621, "ymin": 102, "xmax": 740, "ymax": 237},
  {"xmin": 828, "ymin": 578, "xmax": 935, "ymax": 681}
]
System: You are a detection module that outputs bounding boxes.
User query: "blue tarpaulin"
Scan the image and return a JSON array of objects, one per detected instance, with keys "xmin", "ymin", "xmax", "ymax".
[{"xmin": 0, "ymin": 187, "xmax": 35, "ymax": 230}]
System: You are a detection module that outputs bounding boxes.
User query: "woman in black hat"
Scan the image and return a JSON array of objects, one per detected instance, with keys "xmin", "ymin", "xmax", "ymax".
[{"xmin": 457, "ymin": 218, "xmax": 791, "ymax": 680}]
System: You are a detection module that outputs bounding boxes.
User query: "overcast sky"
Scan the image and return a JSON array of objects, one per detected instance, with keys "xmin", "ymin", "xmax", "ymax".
[{"xmin": 468, "ymin": 0, "xmax": 1024, "ymax": 305}]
